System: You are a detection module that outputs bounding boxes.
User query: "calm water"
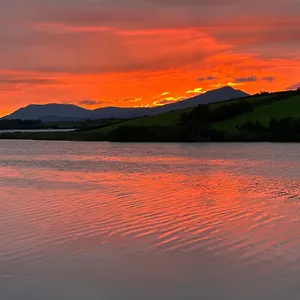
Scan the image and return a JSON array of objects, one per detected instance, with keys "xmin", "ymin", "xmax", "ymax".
[{"xmin": 0, "ymin": 141, "xmax": 300, "ymax": 300}]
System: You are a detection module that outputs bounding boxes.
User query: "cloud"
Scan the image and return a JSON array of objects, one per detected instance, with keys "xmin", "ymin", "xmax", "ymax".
[
  {"xmin": 0, "ymin": 25, "xmax": 226, "ymax": 74},
  {"xmin": 234, "ymin": 76, "xmax": 257, "ymax": 83},
  {"xmin": 186, "ymin": 87, "xmax": 205, "ymax": 94},
  {"xmin": 197, "ymin": 76, "xmax": 216, "ymax": 82},
  {"xmin": 0, "ymin": 78, "xmax": 60, "ymax": 85},
  {"xmin": 262, "ymin": 76, "xmax": 275, "ymax": 83},
  {"xmin": 154, "ymin": 99, "xmax": 175, "ymax": 105},
  {"xmin": 1, "ymin": 0, "xmax": 300, "ymax": 76},
  {"xmin": 1, "ymin": 0, "xmax": 300, "ymax": 115},
  {"xmin": 79, "ymin": 99, "xmax": 103, "ymax": 106},
  {"xmin": 153, "ymin": 96, "xmax": 186, "ymax": 106},
  {"xmin": 122, "ymin": 97, "xmax": 141, "ymax": 102},
  {"xmin": 207, "ymin": 76, "xmax": 215, "ymax": 81}
]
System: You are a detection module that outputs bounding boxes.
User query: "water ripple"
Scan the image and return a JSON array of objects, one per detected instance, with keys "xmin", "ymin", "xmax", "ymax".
[{"xmin": 0, "ymin": 141, "xmax": 300, "ymax": 282}]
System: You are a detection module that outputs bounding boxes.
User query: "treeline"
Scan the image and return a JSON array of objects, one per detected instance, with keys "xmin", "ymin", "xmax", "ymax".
[
  {"xmin": 0, "ymin": 119, "xmax": 42, "ymax": 130},
  {"xmin": 109, "ymin": 99, "xmax": 300, "ymax": 142},
  {"xmin": 237, "ymin": 117, "xmax": 300, "ymax": 142},
  {"xmin": 110, "ymin": 101, "xmax": 255, "ymax": 142},
  {"xmin": 108, "ymin": 103, "xmax": 244, "ymax": 142},
  {"xmin": 3, "ymin": 116, "xmax": 300, "ymax": 143}
]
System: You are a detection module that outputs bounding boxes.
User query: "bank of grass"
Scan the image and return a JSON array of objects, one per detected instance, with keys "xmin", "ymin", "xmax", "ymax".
[
  {"xmin": 214, "ymin": 94, "xmax": 300, "ymax": 131},
  {"xmin": 94, "ymin": 93, "xmax": 274, "ymax": 134},
  {"xmin": 210, "ymin": 93, "xmax": 274, "ymax": 109},
  {"xmin": 89, "ymin": 108, "xmax": 193, "ymax": 134}
]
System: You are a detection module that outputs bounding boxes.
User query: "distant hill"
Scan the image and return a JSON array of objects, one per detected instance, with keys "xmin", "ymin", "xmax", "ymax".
[
  {"xmin": 154, "ymin": 86, "xmax": 248, "ymax": 111},
  {"xmin": 3, "ymin": 87, "xmax": 249, "ymax": 122},
  {"xmin": 4, "ymin": 104, "xmax": 91, "ymax": 122},
  {"xmin": 89, "ymin": 87, "xmax": 248, "ymax": 120},
  {"xmin": 214, "ymin": 90, "xmax": 300, "ymax": 131}
]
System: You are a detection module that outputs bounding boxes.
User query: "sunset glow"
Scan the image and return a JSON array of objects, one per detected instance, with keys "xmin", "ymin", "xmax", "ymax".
[{"xmin": 0, "ymin": 0, "xmax": 300, "ymax": 116}]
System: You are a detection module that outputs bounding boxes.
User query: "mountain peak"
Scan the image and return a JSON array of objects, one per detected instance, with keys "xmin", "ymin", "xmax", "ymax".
[{"xmin": 218, "ymin": 86, "xmax": 235, "ymax": 91}]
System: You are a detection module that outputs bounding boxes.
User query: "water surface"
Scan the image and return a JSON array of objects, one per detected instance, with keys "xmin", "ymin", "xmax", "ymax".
[{"xmin": 0, "ymin": 141, "xmax": 299, "ymax": 299}]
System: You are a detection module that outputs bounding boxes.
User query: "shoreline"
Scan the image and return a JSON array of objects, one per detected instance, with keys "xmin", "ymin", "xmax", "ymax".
[{"xmin": 1, "ymin": 132, "xmax": 299, "ymax": 143}]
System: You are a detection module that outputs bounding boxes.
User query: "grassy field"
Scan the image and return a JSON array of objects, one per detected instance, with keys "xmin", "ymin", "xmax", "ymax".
[
  {"xmin": 87, "ymin": 108, "xmax": 193, "ymax": 134},
  {"xmin": 90, "ymin": 93, "xmax": 274, "ymax": 134},
  {"xmin": 215, "ymin": 94, "xmax": 300, "ymax": 131},
  {"xmin": 210, "ymin": 93, "xmax": 274, "ymax": 109}
]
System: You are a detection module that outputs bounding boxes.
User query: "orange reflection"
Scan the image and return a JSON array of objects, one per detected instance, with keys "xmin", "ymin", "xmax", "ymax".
[{"xmin": 1, "ymin": 151, "xmax": 299, "ymax": 267}]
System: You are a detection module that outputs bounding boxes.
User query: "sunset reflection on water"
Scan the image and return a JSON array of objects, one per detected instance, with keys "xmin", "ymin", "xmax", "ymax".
[{"xmin": 0, "ymin": 141, "xmax": 300, "ymax": 299}]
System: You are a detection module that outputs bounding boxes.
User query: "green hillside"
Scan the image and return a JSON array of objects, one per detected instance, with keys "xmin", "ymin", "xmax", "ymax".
[
  {"xmin": 91, "ymin": 108, "xmax": 193, "ymax": 134},
  {"xmin": 215, "ymin": 94, "xmax": 300, "ymax": 131},
  {"xmin": 85, "ymin": 89, "xmax": 300, "ymax": 141},
  {"xmin": 210, "ymin": 93, "xmax": 274, "ymax": 109},
  {"xmin": 90, "ymin": 93, "xmax": 274, "ymax": 134}
]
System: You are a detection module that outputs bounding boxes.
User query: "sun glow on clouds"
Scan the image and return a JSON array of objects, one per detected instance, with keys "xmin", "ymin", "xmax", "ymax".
[
  {"xmin": 0, "ymin": 0, "xmax": 300, "ymax": 115},
  {"xmin": 153, "ymin": 96, "xmax": 187, "ymax": 106},
  {"xmin": 186, "ymin": 87, "xmax": 206, "ymax": 94}
]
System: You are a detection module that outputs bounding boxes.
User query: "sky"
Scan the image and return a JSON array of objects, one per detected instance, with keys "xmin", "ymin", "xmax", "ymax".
[{"xmin": 0, "ymin": 0, "xmax": 300, "ymax": 116}]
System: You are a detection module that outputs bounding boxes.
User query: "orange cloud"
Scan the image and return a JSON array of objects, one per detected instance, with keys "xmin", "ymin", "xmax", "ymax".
[{"xmin": 186, "ymin": 87, "xmax": 206, "ymax": 94}]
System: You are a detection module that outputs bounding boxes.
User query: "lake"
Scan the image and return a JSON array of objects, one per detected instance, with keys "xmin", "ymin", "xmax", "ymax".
[{"xmin": 0, "ymin": 140, "xmax": 299, "ymax": 300}]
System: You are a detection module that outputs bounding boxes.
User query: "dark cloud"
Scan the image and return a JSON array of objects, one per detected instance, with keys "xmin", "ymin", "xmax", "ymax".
[
  {"xmin": 262, "ymin": 76, "xmax": 275, "ymax": 83},
  {"xmin": 79, "ymin": 99, "xmax": 103, "ymax": 106},
  {"xmin": 31, "ymin": 1, "xmax": 300, "ymax": 28},
  {"xmin": 122, "ymin": 97, "xmax": 137, "ymax": 102},
  {"xmin": 144, "ymin": 0, "xmax": 223, "ymax": 5},
  {"xmin": 207, "ymin": 76, "xmax": 215, "ymax": 80},
  {"xmin": 234, "ymin": 76, "xmax": 257, "ymax": 83},
  {"xmin": 213, "ymin": 26, "xmax": 300, "ymax": 51},
  {"xmin": 5, "ymin": 34, "xmax": 221, "ymax": 74},
  {"xmin": 197, "ymin": 76, "xmax": 215, "ymax": 82},
  {"xmin": 0, "ymin": 78, "xmax": 60, "ymax": 85}
]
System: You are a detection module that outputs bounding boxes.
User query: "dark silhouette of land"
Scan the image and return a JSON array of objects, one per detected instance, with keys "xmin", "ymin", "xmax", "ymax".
[
  {"xmin": 1, "ymin": 88, "xmax": 300, "ymax": 142},
  {"xmin": 2, "ymin": 87, "xmax": 248, "ymax": 122}
]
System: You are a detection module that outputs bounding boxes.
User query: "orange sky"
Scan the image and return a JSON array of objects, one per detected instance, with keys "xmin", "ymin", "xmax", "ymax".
[{"xmin": 0, "ymin": 0, "xmax": 300, "ymax": 116}]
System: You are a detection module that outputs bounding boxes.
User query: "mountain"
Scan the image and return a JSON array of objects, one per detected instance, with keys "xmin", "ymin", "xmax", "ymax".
[
  {"xmin": 3, "ymin": 87, "xmax": 249, "ymax": 122},
  {"xmin": 4, "ymin": 104, "xmax": 91, "ymax": 122},
  {"xmin": 286, "ymin": 82, "xmax": 300, "ymax": 91},
  {"xmin": 147, "ymin": 86, "xmax": 248, "ymax": 112},
  {"xmin": 89, "ymin": 86, "xmax": 249, "ymax": 120}
]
